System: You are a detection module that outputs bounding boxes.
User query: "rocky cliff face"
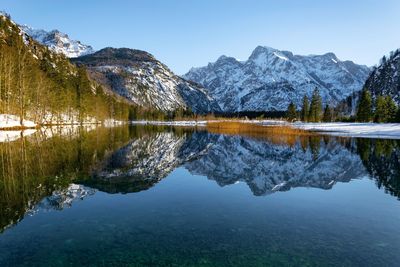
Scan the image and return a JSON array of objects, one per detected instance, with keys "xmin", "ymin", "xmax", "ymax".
[
  {"xmin": 184, "ymin": 46, "xmax": 370, "ymax": 112},
  {"xmin": 73, "ymin": 48, "xmax": 221, "ymax": 114}
]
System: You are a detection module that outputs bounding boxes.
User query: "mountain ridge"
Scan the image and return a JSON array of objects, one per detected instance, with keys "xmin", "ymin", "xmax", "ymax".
[
  {"xmin": 72, "ymin": 48, "xmax": 221, "ymax": 114},
  {"xmin": 184, "ymin": 46, "xmax": 370, "ymax": 112},
  {"xmin": 19, "ymin": 25, "xmax": 94, "ymax": 58}
]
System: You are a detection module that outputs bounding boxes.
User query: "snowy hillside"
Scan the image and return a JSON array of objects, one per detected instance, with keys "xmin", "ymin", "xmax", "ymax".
[
  {"xmin": 184, "ymin": 46, "xmax": 370, "ymax": 112},
  {"xmin": 20, "ymin": 25, "xmax": 94, "ymax": 58},
  {"xmin": 73, "ymin": 48, "xmax": 221, "ymax": 113}
]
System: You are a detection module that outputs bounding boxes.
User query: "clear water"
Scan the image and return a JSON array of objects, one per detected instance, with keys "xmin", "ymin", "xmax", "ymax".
[{"xmin": 0, "ymin": 125, "xmax": 399, "ymax": 266}]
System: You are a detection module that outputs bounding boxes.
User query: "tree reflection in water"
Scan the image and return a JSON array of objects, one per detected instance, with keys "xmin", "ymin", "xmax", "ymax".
[{"xmin": 1, "ymin": 125, "xmax": 400, "ymax": 233}]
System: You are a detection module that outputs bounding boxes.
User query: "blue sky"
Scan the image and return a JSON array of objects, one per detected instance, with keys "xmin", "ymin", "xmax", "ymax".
[{"xmin": 2, "ymin": 0, "xmax": 400, "ymax": 74}]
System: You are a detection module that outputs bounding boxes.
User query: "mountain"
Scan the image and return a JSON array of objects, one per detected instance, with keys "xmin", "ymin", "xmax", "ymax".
[
  {"xmin": 72, "ymin": 48, "xmax": 221, "ymax": 114},
  {"xmin": 364, "ymin": 49, "xmax": 400, "ymax": 104},
  {"xmin": 5, "ymin": 11, "xmax": 219, "ymax": 115},
  {"xmin": 20, "ymin": 25, "xmax": 94, "ymax": 58},
  {"xmin": 184, "ymin": 46, "xmax": 370, "ymax": 112}
]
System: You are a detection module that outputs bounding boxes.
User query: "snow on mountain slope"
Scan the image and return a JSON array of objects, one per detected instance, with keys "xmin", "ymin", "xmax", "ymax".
[
  {"xmin": 184, "ymin": 46, "xmax": 370, "ymax": 112},
  {"xmin": 72, "ymin": 48, "xmax": 221, "ymax": 113},
  {"xmin": 20, "ymin": 25, "xmax": 94, "ymax": 58}
]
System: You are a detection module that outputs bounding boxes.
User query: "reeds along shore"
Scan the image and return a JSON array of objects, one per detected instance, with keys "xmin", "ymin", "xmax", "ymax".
[
  {"xmin": 207, "ymin": 121, "xmax": 310, "ymax": 135},
  {"xmin": 206, "ymin": 121, "xmax": 314, "ymax": 146}
]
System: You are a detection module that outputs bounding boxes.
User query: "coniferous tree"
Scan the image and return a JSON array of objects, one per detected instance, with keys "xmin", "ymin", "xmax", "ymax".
[
  {"xmin": 396, "ymin": 108, "xmax": 400, "ymax": 123},
  {"xmin": 385, "ymin": 96, "xmax": 398, "ymax": 122},
  {"xmin": 301, "ymin": 95, "xmax": 309, "ymax": 122},
  {"xmin": 286, "ymin": 102, "xmax": 297, "ymax": 122},
  {"xmin": 322, "ymin": 104, "xmax": 333, "ymax": 122},
  {"xmin": 308, "ymin": 88, "xmax": 322, "ymax": 122},
  {"xmin": 374, "ymin": 95, "xmax": 387, "ymax": 123},
  {"xmin": 356, "ymin": 89, "xmax": 372, "ymax": 122},
  {"xmin": 374, "ymin": 95, "xmax": 397, "ymax": 123}
]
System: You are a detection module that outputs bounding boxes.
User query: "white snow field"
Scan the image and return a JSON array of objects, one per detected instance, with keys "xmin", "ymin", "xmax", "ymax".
[{"xmin": 293, "ymin": 122, "xmax": 400, "ymax": 139}]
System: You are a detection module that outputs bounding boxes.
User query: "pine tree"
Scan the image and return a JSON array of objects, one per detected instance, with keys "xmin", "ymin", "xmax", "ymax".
[
  {"xmin": 308, "ymin": 88, "xmax": 322, "ymax": 122},
  {"xmin": 356, "ymin": 89, "xmax": 372, "ymax": 122},
  {"xmin": 286, "ymin": 102, "xmax": 297, "ymax": 122},
  {"xmin": 322, "ymin": 104, "xmax": 332, "ymax": 122},
  {"xmin": 374, "ymin": 95, "xmax": 387, "ymax": 123},
  {"xmin": 301, "ymin": 95, "xmax": 309, "ymax": 122},
  {"xmin": 396, "ymin": 108, "xmax": 400, "ymax": 123},
  {"xmin": 385, "ymin": 96, "xmax": 397, "ymax": 122},
  {"xmin": 374, "ymin": 95, "xmax": 397, "ymax": 123}
]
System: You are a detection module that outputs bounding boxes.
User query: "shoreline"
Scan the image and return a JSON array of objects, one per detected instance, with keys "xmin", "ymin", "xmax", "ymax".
[{"xmin": 1, "ymin": 119, "xmax": 400, "ymax": 139}]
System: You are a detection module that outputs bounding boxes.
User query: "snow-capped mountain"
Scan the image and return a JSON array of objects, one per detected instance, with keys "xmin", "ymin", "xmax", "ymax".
[
  {"xmin": 364, "ymin": 49, "xmax": 400, "ymax": 104},
  {"xmin": 72, "ymin": 48, "xmax": 221, "ymax": 113},
  {"xmin": 184, "ymin": 46, "xmax": 370, "ymax": 112},
  {"xmin": 20, "ymin": 25, "xmax": 94, "ymax": 58}
]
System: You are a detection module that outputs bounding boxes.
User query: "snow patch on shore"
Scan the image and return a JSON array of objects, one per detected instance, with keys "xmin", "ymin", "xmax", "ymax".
[{"xmin": 293, "ymin": 122, "xmax": 400, "ymax": 139}]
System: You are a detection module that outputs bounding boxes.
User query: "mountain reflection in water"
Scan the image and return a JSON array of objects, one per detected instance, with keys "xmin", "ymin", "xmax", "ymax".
[{"xmin": 0, "ymin": 125, "xmax": 399, "ymax": 232}]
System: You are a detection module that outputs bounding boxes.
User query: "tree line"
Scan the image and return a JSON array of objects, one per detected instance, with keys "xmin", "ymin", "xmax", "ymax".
[
  {"xmin": 355, "ymin": 89, "xmax": 400, "ymax": 122},
  {"xmin": 286, "ymin": 87, "xmax": 400, "ymax": 123},
  {"xmin": 286, "ymin": 88, "xmax": 334, "ymax": 122}
]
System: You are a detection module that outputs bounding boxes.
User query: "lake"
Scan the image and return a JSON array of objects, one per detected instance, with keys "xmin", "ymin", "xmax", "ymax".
[{"xmin": 0, "ymin": 125, "xmax": 399, "ymax": 266}]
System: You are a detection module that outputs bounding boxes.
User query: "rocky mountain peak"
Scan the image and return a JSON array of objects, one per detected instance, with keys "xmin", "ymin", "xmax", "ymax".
[
  {"xmin": 72, "ymin": 48, "xmax": 221, "ymax": 113},
  {"xmin": 19, "ymin": 25, "xmax": 94, "ymax": 58},
  {"xmin": 184, "ymin": 45, "xmax": 370, "ymax": 112}
]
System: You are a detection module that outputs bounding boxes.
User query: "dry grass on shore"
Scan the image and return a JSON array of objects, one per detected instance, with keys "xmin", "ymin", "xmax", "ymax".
[
  {"xmin": 206, "ymin": 121, "xmax": 313, "ymax": 146},
  {"xmin": 207, "ymin": 121, "xmax": 309, "ymax": 135}
]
